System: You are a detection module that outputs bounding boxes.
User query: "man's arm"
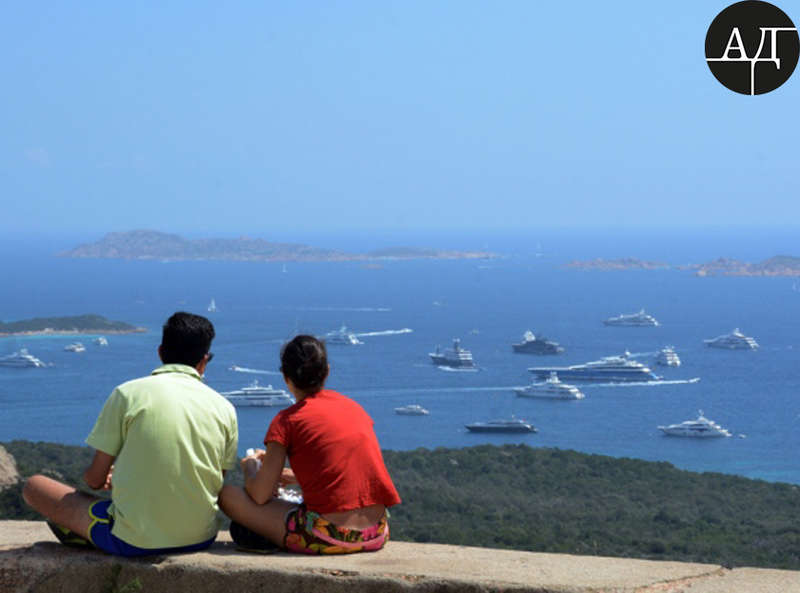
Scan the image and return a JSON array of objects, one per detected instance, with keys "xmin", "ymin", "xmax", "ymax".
[{"xmin": 83, "ymin": 450, "xmax": 115, "ymax": 490}]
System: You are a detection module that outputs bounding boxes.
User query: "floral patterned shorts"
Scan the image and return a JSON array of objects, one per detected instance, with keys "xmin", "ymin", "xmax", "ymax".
[{"xmin": 284, "ymin": 505, "xmax": 389, "ymax": 554}]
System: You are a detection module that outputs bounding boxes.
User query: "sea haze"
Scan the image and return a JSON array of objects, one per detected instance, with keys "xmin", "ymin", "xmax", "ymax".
[{"xmin": 1, "ymin": 229, "xmax": 799, "ymax": 485}]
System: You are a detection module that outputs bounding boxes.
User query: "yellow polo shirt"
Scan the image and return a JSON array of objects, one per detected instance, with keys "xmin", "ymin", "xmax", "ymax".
[{"xmin": 86, "ymin": 364, "xmax": 238, "ymax": 549}]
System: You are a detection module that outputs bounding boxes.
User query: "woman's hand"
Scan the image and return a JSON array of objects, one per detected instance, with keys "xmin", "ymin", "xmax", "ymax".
[
  {"xmin": 240, "ymin": 448, "xmax": 265, "ymax": 475},
  {"xmin": 279, "ymin": 467, "xmax": 297, "ymax": 486}
]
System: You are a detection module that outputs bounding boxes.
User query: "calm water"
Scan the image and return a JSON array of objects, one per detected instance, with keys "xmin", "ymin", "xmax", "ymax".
[{"xmin": 1, "ymin": 230, "xmax": 799, "ymax": 484}]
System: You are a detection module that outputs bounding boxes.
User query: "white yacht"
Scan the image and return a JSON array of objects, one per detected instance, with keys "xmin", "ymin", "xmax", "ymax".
[
  {"xmin": 529, "ymin": 351, "xmax": 659, "ymax": 382},
  {"xmin": 220, "ymin": 380, "xmax": 295, "ymax": 407},
  {"xmin": 655, "ymin": 346, "xmax": 681, "ymax": 367},
  {"xmin": 207, "ymin": 298, "xmax": 218, "ymax": 313},
  {"xmin": 93, "ymin": 336, "xmax": 109, "ymax": 347},
  {"xmin": 394, "ymin": 404, "xmax": 430, "ymax": 416},
  {"xmin": 704, "ymin": 328, "xmax": 758, "ymax": 350},
  {"xmin": 0, "ymin": 349, "xmax": 46, "ymax": 368},
  {"xmin": 514, "ymin": 372, "xmax": 584, "ymax": 400},
  {"xmin": 324, "ymin": 325, "xmax": 363, "ymax": 345},
  {"xmin": 658, "ymin": 411, "xmax": 731, "ymax": 438},
  {"xmin": 429, "ymin": 338, "xmax": 475, "ymax": 368},
  {"xmin": 604, "ymin": 309, "xmax": 659, "ymax": 327},
  {"xmin": 64, "ymin": 342, "xmax": 86, "ymax": 353},
  {"xmin": 465, "ymin": 418, "xmax": 537, "ymax": 433}
]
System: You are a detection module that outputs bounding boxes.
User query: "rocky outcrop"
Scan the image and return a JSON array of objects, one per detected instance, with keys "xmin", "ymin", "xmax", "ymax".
[
  {"xmin": 0, "ymin": 446, "xmax": 19, "ymax": 490},
  {"xmin": 1, "ymin": 521, "xmax": 799, "ymax": 593}
]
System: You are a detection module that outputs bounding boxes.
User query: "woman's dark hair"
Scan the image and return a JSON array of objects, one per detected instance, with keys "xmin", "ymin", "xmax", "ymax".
[
  {"xmin": 160, "ymin": 312, "xmax": 215, "ymax": 367},
  {"xmin": 280, "ymin": 335, "xmax": 328, "ymax": 394}
]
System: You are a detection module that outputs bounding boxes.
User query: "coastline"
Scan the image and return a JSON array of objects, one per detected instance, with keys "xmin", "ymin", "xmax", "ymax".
[{"xmin": 0, "ymin": 328, "xmax": 147, "ymax": 338}]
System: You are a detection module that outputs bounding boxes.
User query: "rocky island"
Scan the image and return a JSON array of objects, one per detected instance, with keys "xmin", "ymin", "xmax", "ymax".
[
  {"xmin": 565, "ymin": 258, "xmax": 671, "ymax": 271},
  {"xmin": 0, "ymin": 314, "xmax": 145, "ymax": 337},
  {"xmin": 566, "ymin": 255, "xmax": 800, "ymax": 277},
  {"xmin": 60, "ymin": 231, "xmax": 494, "ymax": 262}
]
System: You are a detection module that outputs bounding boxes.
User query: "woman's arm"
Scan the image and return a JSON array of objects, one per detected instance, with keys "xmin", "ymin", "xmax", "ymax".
[{"xmin": 242, "ymin": 442, "xmax": 288, "ymax": 505}]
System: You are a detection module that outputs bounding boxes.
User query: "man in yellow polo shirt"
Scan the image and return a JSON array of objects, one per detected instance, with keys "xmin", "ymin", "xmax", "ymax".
[{"xmin": 23, "ymin": 312, "xmax": 238, "ymax": 556}]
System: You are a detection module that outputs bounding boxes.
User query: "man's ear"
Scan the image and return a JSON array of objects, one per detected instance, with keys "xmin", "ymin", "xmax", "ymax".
[{"xmin": 158, "ymin": 345, "xmax": 164, "ymax": 363}]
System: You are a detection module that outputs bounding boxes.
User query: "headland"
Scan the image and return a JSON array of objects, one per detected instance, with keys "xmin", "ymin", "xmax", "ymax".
[
  {"xmin": 0, "ymin": 314, "xmax": 145, "ymax": 337},
  {"xmin": 60, "ymin": 231, "xmax": 495, "ymax": 262}
]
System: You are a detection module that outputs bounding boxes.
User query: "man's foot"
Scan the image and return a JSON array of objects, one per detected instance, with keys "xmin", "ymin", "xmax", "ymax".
[
  {"xmin": 229, "ymin": 521, "xmax": 278, "ymax": 554},
  {"xmin": 46, "ymin": 521, "xmax": 93, "ymax": 548}
]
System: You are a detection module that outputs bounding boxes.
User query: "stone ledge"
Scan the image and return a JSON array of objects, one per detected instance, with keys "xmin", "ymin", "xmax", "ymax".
[{"xmin": 1, "ymin": 521, "xmax": 798, "ymax": 593}]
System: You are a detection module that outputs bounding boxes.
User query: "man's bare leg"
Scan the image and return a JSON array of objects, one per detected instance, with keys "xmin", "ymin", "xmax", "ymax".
[{"xmin": 23, "ymin": 474, "xmax": 98, "ymax": 539}]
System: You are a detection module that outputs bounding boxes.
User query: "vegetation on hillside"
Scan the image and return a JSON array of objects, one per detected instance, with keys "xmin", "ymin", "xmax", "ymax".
[{"xmin": 3, "ymin": 441, "xmax": 799, "ymax": 569}]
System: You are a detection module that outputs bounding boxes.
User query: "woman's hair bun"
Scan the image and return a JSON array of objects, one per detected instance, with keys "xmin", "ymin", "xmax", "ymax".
[{"xmin": 280, "ymin": 335, "xmax": 328, "ymax": 394}]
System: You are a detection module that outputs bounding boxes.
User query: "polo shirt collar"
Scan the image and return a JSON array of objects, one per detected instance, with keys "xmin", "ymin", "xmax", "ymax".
[{"xmin": 151, "ymin": 364, "xmax": 203, "ymax": 381}]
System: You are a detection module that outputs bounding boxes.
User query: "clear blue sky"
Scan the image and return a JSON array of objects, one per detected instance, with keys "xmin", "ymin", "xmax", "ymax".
[{"xmin": 1, "ymin": 1, "xmax": 798, "ymax": 237}]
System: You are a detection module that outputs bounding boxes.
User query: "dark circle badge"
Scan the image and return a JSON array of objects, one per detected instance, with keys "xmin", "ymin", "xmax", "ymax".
[{"xmin": 705, "ymin": 1, "xmax": 799, "ymax": 95}]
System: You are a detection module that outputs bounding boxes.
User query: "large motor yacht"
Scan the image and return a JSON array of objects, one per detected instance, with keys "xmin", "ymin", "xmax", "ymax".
[
  {"xmin": 0, "ymin": 349, "xmax": 46, "ymax": 368},
  {"xmin": 511, "ymin": 330, "xmax": 565, "ymax": 354},
  {"xmin": 514, "ymin": 372, "xmax": 584, "ymax": 400},
  {"xmin": 429, "ymin": 338, "xmax": 475, "ymax": 368},
  {"xmin": 324, "ymin": 325, "xmax": 363, "ymax": 345},
  {"xmin": 528, "ymin": 351, "xmax": 660, "ymax": 382},
  {"xmin": 658, "ymin": 411, "xmax": 731, "ymax": 438},
  {"xmin": 220, "ymin": 381, "xmax": 295, "ymax": 407},
  {"xmin": 704, "ymin": 328, "xmax": 758, "ymax": 350},
  {"xmin": 655, "ymin": 346, "xmax": 681, "ymax": 367},
  {"xmin": 394, "ymin": 404, "xmax": 430, "ymax": 416},
  {"xmin": 465, "ymin": 418, "xmax": 537, "ymax": 433},
  {"xmin": 603, "ymin": 309, "xmax": 659, "ymax": 327}
]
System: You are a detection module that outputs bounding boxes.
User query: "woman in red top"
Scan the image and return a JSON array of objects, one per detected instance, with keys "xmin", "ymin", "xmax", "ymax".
[{"xmin": 219, "ymin": 335, "xmax": 401, "ymax": 554}]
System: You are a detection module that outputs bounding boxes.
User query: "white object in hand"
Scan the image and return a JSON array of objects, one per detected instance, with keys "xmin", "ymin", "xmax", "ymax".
[{"xmin": 245, "ymin": 448, "xmax": 262, "ymax": 471}]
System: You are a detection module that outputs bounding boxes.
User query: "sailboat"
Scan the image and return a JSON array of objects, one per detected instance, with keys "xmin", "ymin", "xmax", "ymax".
[{"xmin": 207, "ymin": 298, "xmax": 218, "ymax": 313}]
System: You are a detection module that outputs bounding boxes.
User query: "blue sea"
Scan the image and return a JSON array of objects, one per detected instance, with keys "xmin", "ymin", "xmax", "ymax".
[{"xmin": 1, "ymin": 229, "xmax": 799, "ymax": 484}]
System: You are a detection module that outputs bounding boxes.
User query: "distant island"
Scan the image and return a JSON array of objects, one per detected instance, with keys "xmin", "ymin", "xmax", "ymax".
[
  {"xmin": 693, "ymin": 255, "xmax": 800, "ymax": 277},
  {"xmin": 565, "ymin": 258, "xmax": 671, "ymax": 271},
  {"xmin": 0, "ymin": 314, "xmax": 145, "ymax": 337},
  {"xmin": 60, "ymin": 231, "xmax": 494, "ymax": 262},
  {"xmin": 566, "ymin": 255, "xmax": 800, "ymax": 277}
]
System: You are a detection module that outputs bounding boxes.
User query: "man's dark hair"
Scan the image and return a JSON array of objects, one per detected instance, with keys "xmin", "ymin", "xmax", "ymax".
[{"xmin": 160, "ymin": 312, "xmax": 215, "ymax": 367}]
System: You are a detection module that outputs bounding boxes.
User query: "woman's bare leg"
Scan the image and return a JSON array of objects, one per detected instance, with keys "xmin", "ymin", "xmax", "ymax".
[{"xmin": 218, "ymin": 485, "xmax": 294, "ymax": 546}]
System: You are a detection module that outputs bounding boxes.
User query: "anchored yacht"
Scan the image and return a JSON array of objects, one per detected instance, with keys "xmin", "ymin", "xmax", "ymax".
[
  {"xmin": 658, "ymin": 411, "xmax": 731, "ymax": 438},
  {"xmin": 429, "ymin": 338, "xmax": 475, "ymax": 368},
  {"xmin": 64, "ymin": 342, "xmax": 86, "ymax": 353},
  {"xmin": 465, "ymin": 418, "xmax": 537, "ymax": 433},
  {"xmin": 515, "ymin": 372, "xmax": 584, "ymax": 400},
  {"xmin": 220, "ymin": 381, "xmax": 295, "ymax": 407},
  {"xmin": 394, "ymin": 404, "xmax": 430, "ymax": 416},
  {"xmin": 704, "ymin": 329, "xmax": 758, "ymax": 350},
  {"xmin": 511, "ymin": 330, "xmax": 564, "ymax": 354},
  {"xmin": 604, "ymin": 309, "xmax": 659, "ymax": 327},
  {"xmin": 0, "ymin": 349, "xmax": 46, "ymax": 368},
  {"xmin": 529, "ymin": 351, "xmax": 659, "ymax": 382},
  {"xmin": 655, "ymin": 346, "xmax": 681, "ymax": 367}
]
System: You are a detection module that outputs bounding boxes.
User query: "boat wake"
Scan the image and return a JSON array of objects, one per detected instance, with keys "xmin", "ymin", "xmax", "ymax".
[
  {"xmin": 355, "ymin": 328, "xmax": 413, "ymax": 337},
  {"xmin": 229, "ymin": 365, "xmax": 282, "ymax": 375},
  {"xmin": 584, "ymin": 377, "xmax": 700, "ymax": 388}
]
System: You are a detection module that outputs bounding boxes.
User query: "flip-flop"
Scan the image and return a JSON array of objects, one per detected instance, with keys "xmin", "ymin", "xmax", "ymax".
[{"xmin": 46, "ymin": 521, "xmax": 93, "ymax": 548}]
